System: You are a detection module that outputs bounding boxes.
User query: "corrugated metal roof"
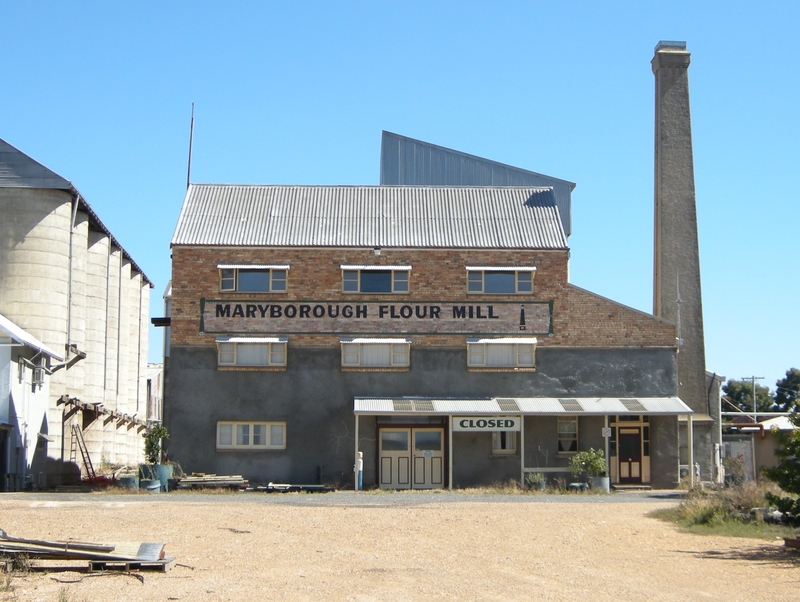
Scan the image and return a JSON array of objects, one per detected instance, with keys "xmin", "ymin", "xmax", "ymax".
[
  {"xmin": 0, "ymin": 313, "xmax": 62, "ymax": 360},
  {"xmin": 172, "ymin": 185, "xmax": 568, "ymax": 250},
  {"xmin": 379, "ymin": 131, "xmax": 575, "ymax": 237},
  {"xmin": 353, "ymin": 397, "xmax": 692, "ymax": 415}
]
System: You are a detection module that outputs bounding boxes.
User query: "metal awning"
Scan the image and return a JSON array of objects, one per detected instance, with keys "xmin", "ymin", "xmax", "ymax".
[
  {"xmin": 465, "ymin": 266, "xmax": 537, "ymax": 272},
  {"xmin": 466, "ymin": 337, "xmax": 538, "ymax": 344},
  {"xmin": 340, "ymin": 265, "xmax": 412, "ymax": 270},
  {"xmin": 216, "ymin": 264, "xmax": 290, "ymax": 270},
  {"xmin": 354, "ymin": 396, "xmax": 693, "ymax": 415},
  {"xmin": 341, "ymin": 338, "xmax": 411, "ymax": 344},
  {"xmin": 215, "ymin": 336, "xmax": 288, "ymax": 344}
]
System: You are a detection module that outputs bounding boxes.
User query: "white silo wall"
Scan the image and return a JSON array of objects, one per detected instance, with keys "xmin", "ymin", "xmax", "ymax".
[
  {"xmin": 114, "ymin": 261, "xmax": 132, "ymax": 463},
  {"xmin": 0, "ymin": 188, "xmax": 71, "ymax": 357}
]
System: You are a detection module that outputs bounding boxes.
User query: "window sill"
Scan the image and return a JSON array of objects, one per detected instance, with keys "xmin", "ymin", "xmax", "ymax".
[
  {"xmin": 467, "ymin": 367, "xmax": 536, "ymax": 372},
  {"xmin": 217, "ymin": 366, "xmax": 286, "ymax": 372},
  {"xmin": 489, "ymin": 453, "xmax": 520, "ymax": 459},
  {"xmin": 216, "ymin": 448, "xmax": 286, "ymax": 452},
  {"xmin": 341, "ymin": 367, "xmax": 410, "ymax": 372}
]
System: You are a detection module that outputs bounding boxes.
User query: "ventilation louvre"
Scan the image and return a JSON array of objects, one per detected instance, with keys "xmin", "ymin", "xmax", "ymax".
[
  {"xmin": 558, "ymin": 398, "xmax": 584, "ymax": 412},
  {"xmin": 496, "ymin": 398, "xmax": 520, "ymax": 412},
  {"xmin": 620, "ymin": 398, "xmax": 647, "ymax": 413}
]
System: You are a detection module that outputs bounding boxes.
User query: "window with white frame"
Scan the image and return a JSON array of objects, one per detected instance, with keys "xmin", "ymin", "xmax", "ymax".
[
  {"xmin": 466, "ymin": 338, "xmax": 536, "ymax": 368},
  {"xmin": 341, "ymin": 265, "xmax": 410, "ymax": 293},
  {"xmin": 492, "ymin": 431, "xmax": 517, "ymax": 454},
  {"xmin": 558, "ymin": 416, "xmax": 578, "ymax": 454},
  {"xmin": 466, "ymin": 266, "xmax": 535, "ymax": 294},
  {"xmin": 341, "ymin": 338, "xmax": 410, "ymax": 368},
  {"xmin": 216, "ymin": 337, "xmax": 287, "ymax": 367},
  {"xmin": 216, "ymin": 421, "xmax": 286, "ymax": 450},
  {"xmin": 218, "ymin": 265, "xmax": 288, "ymax": 293}
]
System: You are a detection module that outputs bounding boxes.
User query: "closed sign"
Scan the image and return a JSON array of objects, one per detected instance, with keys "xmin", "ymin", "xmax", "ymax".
[{"xmin": 453, "ymin": 417, "xmax": 520, "ymax": 432}]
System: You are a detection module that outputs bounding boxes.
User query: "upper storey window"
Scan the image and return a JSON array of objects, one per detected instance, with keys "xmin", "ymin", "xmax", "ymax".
[
  {"xmin": 218, "ymin": 264, "xmax": 288, "ymax": 293},
  {"xmin": 466, "ymin": 266, "xmax": 536, "ymax": 294},
  {"xmin": 341, "ymin": 265, "xmax": 410, "ymax": 294}
]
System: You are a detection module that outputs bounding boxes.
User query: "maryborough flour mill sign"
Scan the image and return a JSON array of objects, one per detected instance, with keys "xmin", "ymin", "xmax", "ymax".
[{"xmin": 200, "ymin": 300, "xmax": 553, "ymax": 335}]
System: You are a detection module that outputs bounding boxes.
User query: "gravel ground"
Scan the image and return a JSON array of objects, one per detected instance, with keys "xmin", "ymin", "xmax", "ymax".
[{"xmin": 0, "ymin": 490, "xmax": 798, "ymax": 601}]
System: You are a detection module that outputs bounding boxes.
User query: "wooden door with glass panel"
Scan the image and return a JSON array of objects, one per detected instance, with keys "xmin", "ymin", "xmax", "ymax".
[
  {"xmin": 379, "ymin": 428, "xmax": 444, "ymax": 489},
  {"xmin": 411, "ymin": 428, "xmax": 444, "ymax": 489},
  {"xmin": 618, "ymin": 428, "xmax": 642, "ymax": 483}
]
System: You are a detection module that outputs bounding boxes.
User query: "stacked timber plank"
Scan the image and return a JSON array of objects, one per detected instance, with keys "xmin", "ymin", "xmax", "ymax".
[
  {"xmin": 177, "ymin": 473, "xmax": 248, "ymax": 489},
  {"xmin": 0, "ymin": 528, "xmax": 173, "ymax": 572}
]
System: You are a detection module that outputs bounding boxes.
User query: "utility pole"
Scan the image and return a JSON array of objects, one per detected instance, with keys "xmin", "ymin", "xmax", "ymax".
[{"xmin": 741, "ymin": 376, "xmax": 764, "ymax": 422}]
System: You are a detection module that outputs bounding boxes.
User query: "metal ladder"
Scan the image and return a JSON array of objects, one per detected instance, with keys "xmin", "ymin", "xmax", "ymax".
[{"xmin": 71, "ymin": 424, "xmax": 96, "ymax": 480}]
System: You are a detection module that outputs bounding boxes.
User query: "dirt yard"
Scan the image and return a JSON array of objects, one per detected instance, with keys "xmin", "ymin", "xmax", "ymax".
[{"xmin": 0, "ymin": 490, "xmax": 797, "ymax": 601}]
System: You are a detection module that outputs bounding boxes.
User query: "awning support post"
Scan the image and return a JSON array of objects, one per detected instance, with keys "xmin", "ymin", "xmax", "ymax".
[
  {"xmin": 687, "ymin": 414, "xmax": 694, "ymax": 488},
  {"xmin": 519, "ymin": 414, "xmax": 525, "ymax": 487},
  {"xmin": 604, "ymin": 414, "xmax": 610, "ymax": 477},
  {"xmin": 354, "ymin": 414, "xmax": 360, "ymax": 491},
  {"xmin": 448, "ymin": 415, "xmax": 453, "ymax": 490}
]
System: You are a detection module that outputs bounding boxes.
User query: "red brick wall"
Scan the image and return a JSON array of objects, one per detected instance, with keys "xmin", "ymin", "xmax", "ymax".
[{"xmin": 170, "ymin": 246, "xmax": 675, "ymax": 349}]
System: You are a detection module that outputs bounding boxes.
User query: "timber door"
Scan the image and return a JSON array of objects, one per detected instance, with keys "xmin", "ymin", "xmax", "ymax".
[
  {"xmin": 379, "ymin": 428, "xmax": 444, "ymax": 490},
  {"xmin": 618, "ymin": 428, "xmax": 642, "ymax": 483}
]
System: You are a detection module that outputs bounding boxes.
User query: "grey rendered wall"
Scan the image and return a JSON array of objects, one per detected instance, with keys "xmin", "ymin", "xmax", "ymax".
[{"xmin": 165, "ymin": 345, "xmax": 678, "ymax": 487}]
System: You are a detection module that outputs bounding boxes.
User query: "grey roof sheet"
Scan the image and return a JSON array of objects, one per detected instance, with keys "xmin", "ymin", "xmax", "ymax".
[
  {"xmin": 172, "ymin": 185, "xmax": 568, "ymax": 249},
  {"xmin": 380, "ymin": 131, "xmax": 576, "ymax": 237}
]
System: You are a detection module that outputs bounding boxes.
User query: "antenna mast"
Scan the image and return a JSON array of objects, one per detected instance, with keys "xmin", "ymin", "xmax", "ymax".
[{"xmin": 186, "ymin": 103, "xmax": 195, "ymax": 189}]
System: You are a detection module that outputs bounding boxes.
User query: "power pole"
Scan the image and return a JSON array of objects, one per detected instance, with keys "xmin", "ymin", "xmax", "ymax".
[{"xmin": 741, "ymin": 376, "xmax": 764, "ymax": 422}]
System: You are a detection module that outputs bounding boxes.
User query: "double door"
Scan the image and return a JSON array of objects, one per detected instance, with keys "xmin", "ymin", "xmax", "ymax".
[{"xmin": 379, "ymin": 428, "xmax": 444, "ymax": 489}]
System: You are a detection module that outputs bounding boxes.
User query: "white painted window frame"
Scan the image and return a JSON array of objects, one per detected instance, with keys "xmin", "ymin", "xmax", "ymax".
[
  {"xmin": 216, "ymin": 338, "xmax": 288, "ymax": 368},
  {"xmin": 340, "ymin": 338, "xmax": 411, "ymax": 368},
  {"xmin": 216, "ymin": 421, "xmax": 286, "ymax": 451}
]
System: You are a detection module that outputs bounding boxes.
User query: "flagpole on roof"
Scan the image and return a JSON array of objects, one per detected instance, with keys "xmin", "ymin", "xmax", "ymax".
[{"xmin": 186, "ymin": 102, "xmax": 195, "ymax": 190}]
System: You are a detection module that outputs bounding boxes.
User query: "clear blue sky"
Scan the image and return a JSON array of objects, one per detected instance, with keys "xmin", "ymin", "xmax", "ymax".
[{"xmin": 2, "ymin": 2, "xmax": 797, "ymax": 392}]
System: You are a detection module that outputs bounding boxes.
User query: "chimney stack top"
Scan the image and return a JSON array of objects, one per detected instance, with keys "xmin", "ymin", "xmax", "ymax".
[{"xmin": 655, "ymin": 40, "xmax": 687, "ymax": 52}]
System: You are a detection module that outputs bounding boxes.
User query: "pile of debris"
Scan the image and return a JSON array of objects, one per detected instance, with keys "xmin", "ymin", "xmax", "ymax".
[
  {"xmin": 0, "ymin": 528, "xmax": 173, "ymax": 572},
  {"xmin": 176, "ymin": 473, "xmax": 249, "ymax": 489}
]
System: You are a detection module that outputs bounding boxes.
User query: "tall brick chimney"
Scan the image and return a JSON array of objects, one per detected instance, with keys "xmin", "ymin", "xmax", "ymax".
[{"xmin": 652, "ymin": 41, "xmax": 707, "ymax": 414}]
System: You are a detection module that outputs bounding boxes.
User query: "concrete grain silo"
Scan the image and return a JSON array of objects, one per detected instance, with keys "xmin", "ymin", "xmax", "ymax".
[{"xmin": 0, "ymin": 137, "xmax": 153, "ymax": 487}]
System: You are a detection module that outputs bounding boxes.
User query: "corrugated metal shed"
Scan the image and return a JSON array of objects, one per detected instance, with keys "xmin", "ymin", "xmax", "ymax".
[
  {"xmin": 353, "ymin": 397, "xmax": 692, "ymax": 415},
  {"xmin": 380, "ymin": 131, "xmax": 576, "ymax": 237},
  {"xmin": 171, "ymin": 185, "xmax": 568, "ymax": 249}
]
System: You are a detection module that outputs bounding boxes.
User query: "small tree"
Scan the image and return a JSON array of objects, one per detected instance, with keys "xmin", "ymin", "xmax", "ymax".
[
  {"xmin": 143, "ymin": 424, "xmax": 169, "ymax": 464},
  {"xmin": 568, "ymin": 448, "xmax": 607, "ymax": 478},
  {"xmin": 723, "ymin": 379, "xmax": 775, "ymax": 413},
  {"xmin": 774, "ymin": 368, "xmax": 800, "ymax": 413},
  {"xmin": 762, "ymin": 410, "xmax": 800, "ymax": 518}
]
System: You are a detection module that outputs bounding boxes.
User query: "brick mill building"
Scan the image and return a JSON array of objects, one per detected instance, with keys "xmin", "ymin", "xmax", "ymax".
[{"xmin": 162, "ymin": 41, "xmax": 717, "ymax": 489}]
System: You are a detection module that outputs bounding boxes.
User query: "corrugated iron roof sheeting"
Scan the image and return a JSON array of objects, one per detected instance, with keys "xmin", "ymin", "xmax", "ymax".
[
  {"xmin": 353, "ymin": 397, "xmax": 692, "ymax": 415},
  {"xmin": 172, "ymin": 185, "xmax": 568, "ymax": 249}
]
